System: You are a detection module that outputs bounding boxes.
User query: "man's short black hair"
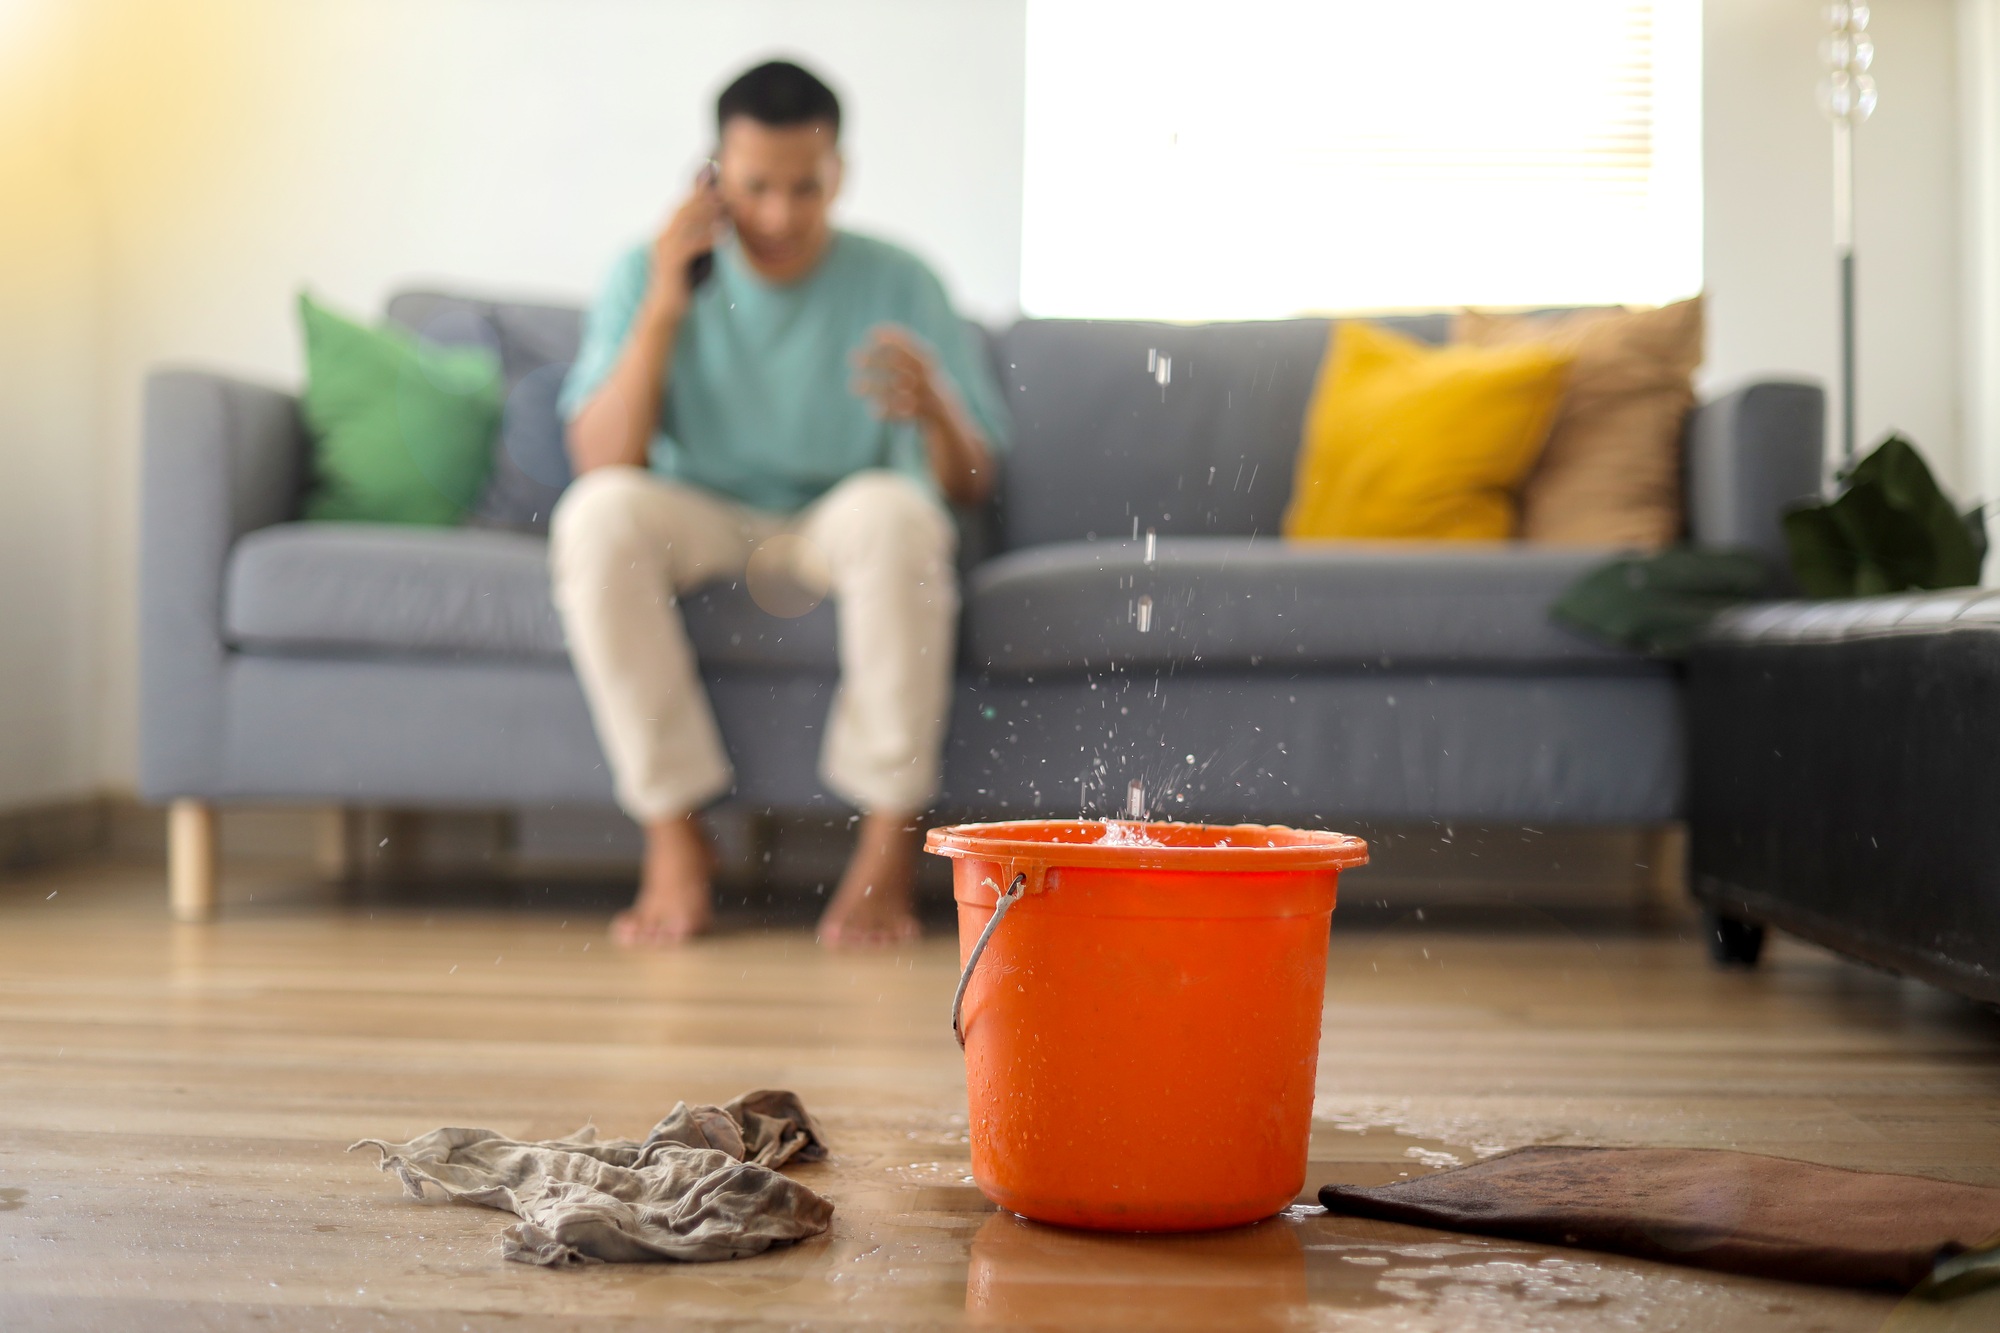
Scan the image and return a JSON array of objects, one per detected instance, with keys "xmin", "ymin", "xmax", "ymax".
[{"xmin": 716, "ymin": 60, "xmax": 841, "ymax": 138}]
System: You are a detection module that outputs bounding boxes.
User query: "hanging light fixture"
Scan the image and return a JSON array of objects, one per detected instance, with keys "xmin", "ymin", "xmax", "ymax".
[{"xmin": 1820, "ymin": 3, "xmax": 1878, "ymax": 470}]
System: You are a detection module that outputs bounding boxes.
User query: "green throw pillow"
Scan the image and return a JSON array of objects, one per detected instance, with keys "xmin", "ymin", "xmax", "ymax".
[{"xmin": 298, "ymin": 292, "xmax": 501, "ymax": 525}]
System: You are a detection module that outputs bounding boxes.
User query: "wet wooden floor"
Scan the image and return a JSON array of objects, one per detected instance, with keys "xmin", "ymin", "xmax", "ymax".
[{"xmin": 2, "ymin": 859, "xmax": 1997, "ymax": 1330}]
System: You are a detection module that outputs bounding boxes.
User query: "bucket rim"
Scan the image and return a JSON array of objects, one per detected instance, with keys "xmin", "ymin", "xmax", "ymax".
[{"xmin": 924, "ymin": 819, "xmax": 1368, "ymax": 872}]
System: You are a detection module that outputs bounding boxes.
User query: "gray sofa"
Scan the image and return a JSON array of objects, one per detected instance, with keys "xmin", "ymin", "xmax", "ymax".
[{"xmin": 139, "ymin": 290, "xmax": 1825, "ymax": 918}]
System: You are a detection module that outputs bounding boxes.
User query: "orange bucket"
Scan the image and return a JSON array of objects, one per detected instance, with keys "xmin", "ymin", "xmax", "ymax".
[{"xmin": 925, "ymin": 819, "xmax": 1367, "ymax": 1232}]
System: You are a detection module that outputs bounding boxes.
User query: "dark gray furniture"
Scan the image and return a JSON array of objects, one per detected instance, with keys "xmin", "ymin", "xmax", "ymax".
[
  {"xmin": 1690, "ymin": 592, "xmax": 2000, "ymax": 1002},
  {"xmin": 139, "ymin": 290, "xmax": 1824, "ymax": 918}
]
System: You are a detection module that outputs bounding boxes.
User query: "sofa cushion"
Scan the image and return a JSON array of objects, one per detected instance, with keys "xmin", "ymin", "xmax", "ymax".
[
  {"xmin": 964, "ymin": 538, "xmax": 1643, "ymax": 674},
  {"xmin": 468, "ymin": 360, "xmax": 572, "ymax": 534},
  {"xmin": 225, "ymin": 523, "xmax": 838, "ymax": 669}
]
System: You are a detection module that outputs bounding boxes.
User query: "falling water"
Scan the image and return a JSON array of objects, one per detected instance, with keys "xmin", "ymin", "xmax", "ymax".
[
  {"xmin": 1135, "ymin": 595, "xmax": 1153, "ymax": 633},
  {"xmin": 1096, "ymin": 779, "xmax": 1163, "ymax": 845}
]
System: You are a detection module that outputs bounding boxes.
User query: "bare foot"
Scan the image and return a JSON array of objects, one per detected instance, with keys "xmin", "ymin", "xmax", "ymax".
[
  {"xmin": 612, "ymin": 814, "xmax": 714, "ymax": 948},
  {"xmin": 818, "ymin": 813, "xmax": 922, "ymax": 949}
]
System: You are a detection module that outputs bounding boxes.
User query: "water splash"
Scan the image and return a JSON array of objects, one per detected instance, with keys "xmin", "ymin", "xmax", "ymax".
[
  {"xmin": 1095, "ymin": 820, "xmax": 1165, "ymax": 848},
  {"xmin": 1091, "ymin": 782, "xmax": 1164, "ymax": 846}
]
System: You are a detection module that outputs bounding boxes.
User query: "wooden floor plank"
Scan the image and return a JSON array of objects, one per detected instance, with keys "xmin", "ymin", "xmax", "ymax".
[{"xmin": 3, "ymin": 860, "xmax": 1998, "ymax": 1329}]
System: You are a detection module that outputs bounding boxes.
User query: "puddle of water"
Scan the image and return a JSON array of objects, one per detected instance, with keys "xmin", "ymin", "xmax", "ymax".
[
  {"xmin": 1305, "ymin": 1114, "xmax": 1501, "ymax": 1192},
  {"xmin": 888, "ymin": 1161, "xmax": 977, "ymax": 1186},
  {"xmin": 957, "ymin": 1200, "xmax": 1726, "ymax": 1326}
]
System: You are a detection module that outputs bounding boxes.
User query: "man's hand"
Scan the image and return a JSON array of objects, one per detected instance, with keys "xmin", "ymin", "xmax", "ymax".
[
  {"xmin": 642, "ymin": 174, "xmax": 726, "ymax": 322},
  {"xmin": 850, "ymin": 325, "xmax": 947, "ymax": 426},
  {"xmin": 851, "ymin": 324, "xmax": 994, "ymax": 506},
  {"xmin": 568, "ymin": 171, "xmax": 721, "ymax": 475}
]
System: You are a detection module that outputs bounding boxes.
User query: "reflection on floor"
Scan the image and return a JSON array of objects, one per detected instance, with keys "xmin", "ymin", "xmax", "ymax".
[{"xmin": 2, "ymin": 859, "xmax": 1998, "ymax": 1330}]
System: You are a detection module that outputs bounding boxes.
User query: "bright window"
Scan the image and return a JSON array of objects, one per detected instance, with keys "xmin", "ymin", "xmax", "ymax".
[{"xmin": 1020, "ymin": 0, "xmax": 1703, "ymax": 320}]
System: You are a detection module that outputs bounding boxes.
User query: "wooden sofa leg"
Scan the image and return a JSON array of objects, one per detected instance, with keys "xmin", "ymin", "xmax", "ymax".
[
  {"xmin": 1638, "ymin": 823, "xmax": 1688, "ymax": 919},
  {"xmin": 168, "ymin": 800, "xmax": 219, "ymax": 922},
  {"xmin": 315, "ymin": 806, "xmax": 355, "ymax": 882}
]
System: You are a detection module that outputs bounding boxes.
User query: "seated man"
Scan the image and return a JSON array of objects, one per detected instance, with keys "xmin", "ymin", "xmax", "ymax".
[{"xmin": 551, "ymin": 60, "xmax": 1006, "ymax": 949}]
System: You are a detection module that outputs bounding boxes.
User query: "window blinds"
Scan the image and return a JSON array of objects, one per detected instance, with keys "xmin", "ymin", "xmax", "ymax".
[{"xmin": 1020, "ymin": 0, "xmax": 1702, "ymax": 320}]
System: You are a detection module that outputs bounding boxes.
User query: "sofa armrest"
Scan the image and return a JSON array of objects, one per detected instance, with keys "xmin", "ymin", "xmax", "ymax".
[
  {"xmin": 138, "ymin": 369, "xmax": 307, "ymax": 799},
  {"xmin": 1685, "ymin": 379, "xmax": 1825, "ymax": 576}
]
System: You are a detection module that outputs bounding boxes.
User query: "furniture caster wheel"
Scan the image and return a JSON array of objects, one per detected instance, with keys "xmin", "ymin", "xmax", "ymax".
[{"xmin": 1704, "ymin": 910, "xmax": 1766, "ymax": 968}]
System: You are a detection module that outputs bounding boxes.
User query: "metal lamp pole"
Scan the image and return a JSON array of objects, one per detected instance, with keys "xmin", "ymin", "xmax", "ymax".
[{"xmin": 1822, "ymin": 4, "xmax": 1878, "ymax": 472}]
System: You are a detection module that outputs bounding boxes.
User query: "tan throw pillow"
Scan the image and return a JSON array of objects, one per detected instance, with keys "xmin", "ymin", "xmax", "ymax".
[{"xmin": 1453, "ymin": 296, "xmax": 1704, "ymax": 549}]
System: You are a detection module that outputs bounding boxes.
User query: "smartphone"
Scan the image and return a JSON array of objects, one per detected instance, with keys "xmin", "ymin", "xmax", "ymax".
[{"xmin": 686, "ymin": 155, "xmax": 720, "ymax": 289}]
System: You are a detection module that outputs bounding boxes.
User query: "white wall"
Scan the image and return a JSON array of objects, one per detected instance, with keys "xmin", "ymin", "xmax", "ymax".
[
  {"xmin": 0, "ymin": 4, "xmax": 107, "ymax": 809},
  {"xmin": 1964, "ymin": 0, "xmax": 2000, "ymax": 521},
  {"xmin": 1704, "ymin": 0, "xmax": 1965, "ymax": 491}
]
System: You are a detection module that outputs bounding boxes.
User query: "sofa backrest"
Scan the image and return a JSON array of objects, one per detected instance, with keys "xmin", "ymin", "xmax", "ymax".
[
  {"xmin": 386, "ymin": 292, "xmax": 585, "ymax": 532},
  {"xmin": 992, "ymin": 315, "xmax": 1447, "ymax": 548},
  {"xmin": 394, "ymin": 291, "xmax": 1739, "ymax": 557},
  {"xmin": 386, "ymin": 291, "xmax": 583, "ymax": 381}
]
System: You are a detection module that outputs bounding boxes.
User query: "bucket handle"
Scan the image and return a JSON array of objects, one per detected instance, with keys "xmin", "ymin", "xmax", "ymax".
[{"xmin": 952, "ymin": 872, "xmax": 1027, "ymax": 1048}]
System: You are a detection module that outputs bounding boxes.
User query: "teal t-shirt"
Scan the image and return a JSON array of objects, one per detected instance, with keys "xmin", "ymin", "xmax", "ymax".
[{"xmin": 559, "ymin": 231, "xmax": 1009, "ymax": 513}]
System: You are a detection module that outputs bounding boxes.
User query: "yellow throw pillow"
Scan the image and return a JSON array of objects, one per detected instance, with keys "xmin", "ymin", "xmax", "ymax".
[{"xmin": 1282, "ymin": 320, "xmax": 1573, "ymax": 542}]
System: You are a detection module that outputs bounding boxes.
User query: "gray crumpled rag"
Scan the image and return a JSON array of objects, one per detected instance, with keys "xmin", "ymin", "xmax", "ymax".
[{"xmin": 350, "ymin": 1088, "xmax": 834, "ymax": 1266}]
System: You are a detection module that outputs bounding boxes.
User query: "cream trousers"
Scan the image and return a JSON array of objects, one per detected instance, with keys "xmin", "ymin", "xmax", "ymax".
[{"xmin": 548, "ymin": 466, "xmax": 958, "ymax": 822}]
